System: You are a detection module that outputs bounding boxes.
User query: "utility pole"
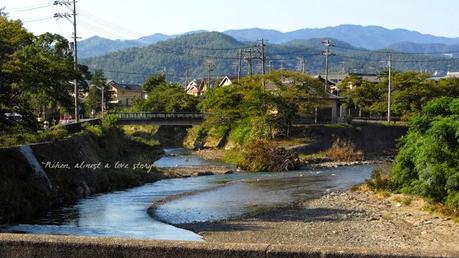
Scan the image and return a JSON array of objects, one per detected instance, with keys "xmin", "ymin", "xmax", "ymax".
[
  {"xmin": 54, "ymin": 0, "xmax": 79, "ymax": 122},
  {"xmin": 322, "ymin": 39, "xmax": 335, "ymax": 92},
  {"xmin": 101, "ymin": 84, "xmax": 104, "ymax": 119},
  {"xmin": 245, "ymin": 49, "xmax": 254, "ymax": 77},
  {"xmin": 207, "ymin": 61, "xmax": 214, "ymax": 88},
  {"xmin": 301, "ymin": 57, "xmax": 306, "ymax": 74},
  {"xmin": 387, "ymin": 54, "xmax": 392, "ymax": 122},
  {"xmin": 257, "ymin": 39, "xmax": 267, "ymax": 75},
  {"xmin": 185, "ymin": 68, "xmax": 189, "ymax": 86},
  {"xmin": 269, "ymin": 60, "xmax": 273, "ymax": 73},
  {"xmin": 238, "ymin": 49, "xmax": 242, "ymax": 82}
]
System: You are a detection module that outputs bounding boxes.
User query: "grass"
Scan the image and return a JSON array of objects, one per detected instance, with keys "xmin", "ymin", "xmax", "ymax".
[
  {"xmin": 0, "ymin": 127, "xmax": 69, "ymax": 147},
  {"xmin": 326, "ymin": 138, "xmax": 364, "ymax": 162},
  {"xmin": 222, "ymin": 149, "xmax": 244, "ymax": 165},
  {"xmin": 356, "ymin": 163, "xmax": 459, "ymax": 221},
  {"xmin": 298, "ymin": 152, "xmax": 327, "ymax": 160}
]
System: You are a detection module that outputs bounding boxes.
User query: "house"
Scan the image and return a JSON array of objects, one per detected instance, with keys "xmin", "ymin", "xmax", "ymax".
[
  {"xmin": 264, "ymin": 76, "xmax": 345, "ymax": 123},
  {"xmin": 107, "ymin": 80, "xmax": 145, "ymax": 106},
  {"xmin": 447, "ymin": 71, "xmax": 459, "ymax": 78},
  {"xmin": 186, "ymin": 79, "xmax": 208, "ymax": 96},
  {"xmin": 218, "ymin": 76, "xmax": 239, "ymax": 87},
  {"xmin": 323, "ymin": 73, "xmax": 381, "ymax": 95}
]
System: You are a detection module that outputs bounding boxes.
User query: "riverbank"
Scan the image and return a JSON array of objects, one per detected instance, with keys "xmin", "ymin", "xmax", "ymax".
[
  {"xmin": 180, "ymin": 189, "xmax": 459, "ymax": 252},
  {"xmin": 0, "ymin": 129, "xmax": 164, "ymax": 225}
]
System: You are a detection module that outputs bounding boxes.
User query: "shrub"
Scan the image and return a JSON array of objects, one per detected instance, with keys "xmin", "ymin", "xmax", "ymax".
[
  {"xmin": 391, "ymin": 97, "xmax": 459, "ymax": 210},
  {"xmin": 83, "ymin": 124, "xmax": 104, "ymax": 137},
  {"xmin": 239, "ymin": 139, "xmax": 300, "ymax": 172},
  {"xmin": 101, "ymin": 114, "xmax": 119, "ymax": 128},
  {"xmin": 326, "ymin": 138, "xmax": 364, "ymax": 162},
  {"xmin": 366, "ymin": 165, "xmax": 394, "ymax": 191}
]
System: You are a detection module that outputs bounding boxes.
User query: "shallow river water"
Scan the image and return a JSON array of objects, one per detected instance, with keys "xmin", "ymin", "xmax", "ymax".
[{"xmin": 5, "ymin": 148, "xmax": 373, "ymax": 241}]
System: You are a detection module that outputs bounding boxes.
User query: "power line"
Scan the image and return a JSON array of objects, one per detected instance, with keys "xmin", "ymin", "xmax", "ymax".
[
  {"xmin": 22, "ymin": 16, "xmax": 55, "ymax": 23},
  {"xmin": 6, "ymin": 2, "xmax": 53, "ymax": 12},
  {"xmin": 334, "ymin": 44, "xmax": 459, "ymax": 56}
]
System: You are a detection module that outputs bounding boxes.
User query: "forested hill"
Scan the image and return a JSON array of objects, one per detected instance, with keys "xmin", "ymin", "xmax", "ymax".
[{"xmin": 80, "ymin": 32, "xmax": 459, "ymax": 84}]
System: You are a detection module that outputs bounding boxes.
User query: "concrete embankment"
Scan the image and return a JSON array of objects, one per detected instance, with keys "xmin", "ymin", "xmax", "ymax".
[
  {"xmin": 0, "ymin": 132, "xmax": 163, "ymax": 224},
  {"xmin": 288, "ymin": 124, "xmax": 408, "ymax": 158},
  {"xmin": 0, "ymin": 233, "xmax": 456, "ymax": 258}
]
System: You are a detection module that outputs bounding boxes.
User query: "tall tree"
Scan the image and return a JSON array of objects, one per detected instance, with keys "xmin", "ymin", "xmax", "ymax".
[
  {"xmin": 143, "ymin": 74, "xmax": 166, "ymax": 92},
  {"xmin": 0, "ymin": 16, "xmax": 90, "ymax": 132}
]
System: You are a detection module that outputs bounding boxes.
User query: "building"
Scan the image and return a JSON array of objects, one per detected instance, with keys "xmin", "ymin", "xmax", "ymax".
[
  {"xmin": 107, "ymin": 80, "xmax": 145, "ymax": 106},
  {"xmin": 186, "ymin": 79, "xmax": 208, "ymax": 96},
  {"xmin": 447, "ymin": 71, "xmax": 459, "ymax": 78},
  {"xmin": 218, "ymin": 76, "xmax": 239, "ymax": 87}
]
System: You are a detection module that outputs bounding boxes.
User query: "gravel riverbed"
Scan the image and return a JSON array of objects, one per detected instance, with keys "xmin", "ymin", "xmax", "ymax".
[{"xmin": 180, "ymin": 190, "xmax": 459, "ymax": 252}]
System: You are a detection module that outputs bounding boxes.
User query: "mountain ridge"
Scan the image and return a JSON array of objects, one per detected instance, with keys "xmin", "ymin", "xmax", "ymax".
[
  {"xmin": 80, "ymin": 31, "xmax": 459, "ymax": 84},
  {"xmin": 78, "ymin": 24, "xmax": 459, "ymax": 59}
]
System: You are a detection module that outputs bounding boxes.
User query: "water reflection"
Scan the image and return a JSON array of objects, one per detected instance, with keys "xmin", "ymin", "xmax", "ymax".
[{"xmin": 4, "ymin": 148, "xmax": 373, "ymax": 240}]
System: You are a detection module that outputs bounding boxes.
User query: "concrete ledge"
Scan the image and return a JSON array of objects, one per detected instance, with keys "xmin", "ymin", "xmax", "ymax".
[{"xmin": 0, "ymin": 234, "xmax": 457, "ymax": 258}]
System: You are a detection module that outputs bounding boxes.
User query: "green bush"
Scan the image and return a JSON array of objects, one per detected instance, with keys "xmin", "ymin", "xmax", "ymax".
[
  {"xmin": 101, "ymin": 114, "xmax": 119, "ymax": 128},
  {"xmin": 0, "ymin": 127, "xmax": 69, "ymax": 147},
  {"xmin": 83, "ymin": 124, "xmax": 104, "ymax": 137},
  {"xmin": 391, "ymin": 97, "xmax": 459, "ymax": 209}
]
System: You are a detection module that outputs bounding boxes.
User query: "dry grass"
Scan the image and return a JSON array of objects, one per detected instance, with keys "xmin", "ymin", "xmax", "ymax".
[{"xmin": 326, "ymin": 138, "xmax": 364, "ymax": 162}]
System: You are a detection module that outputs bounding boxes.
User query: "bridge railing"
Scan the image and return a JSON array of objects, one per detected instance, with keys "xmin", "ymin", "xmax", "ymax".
[{"xmin": 116, "ymin": 112, "xmax": 206, "ymax": 120}]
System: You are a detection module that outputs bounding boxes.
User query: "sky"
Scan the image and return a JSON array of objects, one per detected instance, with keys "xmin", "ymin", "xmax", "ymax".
[{"xmin": 2, "ymin": 0, "xmax": 459, "ymax": 41}]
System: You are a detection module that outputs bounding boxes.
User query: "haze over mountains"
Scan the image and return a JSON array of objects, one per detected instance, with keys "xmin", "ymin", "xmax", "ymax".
[{"xmin": 79, "ymin": 24, "xmax": 459, "ymax": 59}]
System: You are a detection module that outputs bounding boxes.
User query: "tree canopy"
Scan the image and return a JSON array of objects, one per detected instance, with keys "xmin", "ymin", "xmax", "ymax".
[{"xmin": 0, "ymin": 16, "xmax": 90, "ymax": 132}]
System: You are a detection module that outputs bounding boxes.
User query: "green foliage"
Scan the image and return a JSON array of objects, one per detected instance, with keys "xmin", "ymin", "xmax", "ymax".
[
  {"xmin": 82, "ymin": 124, "xmax": 103, "ymax": 137},
  {"xmin": 85, "ymin": 69, "xmax": 111, "ymax": 116},
  {"xmin": 199, "ymin": 71, "xmax": 324, "ymax": 145},
  {"xmin": 101, "ymin": 114, "xmax": 120, "ymax": 128},
  {"xmin": 0, "ymin": 127, "xmax": 69, "ymax": 147},
  {"xmin": 391, "ymin": 97, "xmax": 459, "ymax": 209},
  {"xmin": 143, "ymin": 74, "xmax": 166, "ymax": 92},
  {"xmin": 0, "ymin": 16, "xmax": 91, "ymax": 132},
  {"xmin": 340, "ymin": 72, "xmax": 459, "ymax": 120},
  {"xmin": 366, "ymin": 166, "xmax": 395, "ymax": 192},
  {"xmin": 133, "ymin": 83, "xmax": 198, "ymax": 113}
]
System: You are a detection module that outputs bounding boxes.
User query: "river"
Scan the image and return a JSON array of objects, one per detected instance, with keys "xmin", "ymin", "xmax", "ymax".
[{"xmin": 4, "ymin": 148, "xmax": 374, "ymax": 241}]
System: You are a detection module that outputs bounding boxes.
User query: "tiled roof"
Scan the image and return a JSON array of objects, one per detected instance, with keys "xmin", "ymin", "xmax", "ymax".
[{"xmin": 107, "ymin": 80, "xmax": 142, "ymax": 91}]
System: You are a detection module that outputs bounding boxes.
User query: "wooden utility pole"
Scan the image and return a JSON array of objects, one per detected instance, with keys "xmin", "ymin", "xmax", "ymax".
[{"xmin": 387, "ymin": 54, "xmax": 392, "ymax": 122}]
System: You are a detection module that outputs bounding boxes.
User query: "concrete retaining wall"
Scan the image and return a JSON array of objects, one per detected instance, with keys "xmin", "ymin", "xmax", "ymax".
[{"xmin": 0, "ymin": 234, "xmax": 456, "ymax": 258}]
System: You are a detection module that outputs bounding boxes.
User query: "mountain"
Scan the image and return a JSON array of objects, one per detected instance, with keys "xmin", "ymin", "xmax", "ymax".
[
  {"xmin": 78, "ymin": 25, "xmax": 459, "ymax": 59},
  {"xmin": 78, "ymin": 31, "xmax": 208, "ymax": 58},
  {"xmin": 78, "ymin": 34, "xmax": 175, "ymax": 59},
  {"xmin": 80, "ymin": 32, "xmax": 459, "ymax": 84},
  {"xmin": 223, "ymin": 25, "xmax": 459, "ymax": 50},
  {"xmin": 386, "ymin": 42, "xmax": 459, "ymax": 57},
  {"xmin": 78, "ymin": 36, "xmax": 141, "ymax": 59}
]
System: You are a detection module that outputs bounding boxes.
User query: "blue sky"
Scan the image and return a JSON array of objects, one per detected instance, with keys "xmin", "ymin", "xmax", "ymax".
[{"xmin": 3, "ymin": 0, "xmax": 458, "ymax": 40}]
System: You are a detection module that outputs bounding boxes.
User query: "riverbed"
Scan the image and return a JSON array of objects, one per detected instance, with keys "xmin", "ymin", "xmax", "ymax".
[{"xmin": 4, "ymin": 148, "xmax": 374, "ymax": 241}]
